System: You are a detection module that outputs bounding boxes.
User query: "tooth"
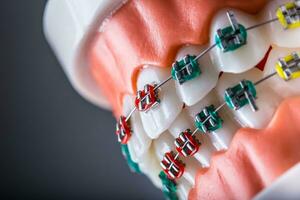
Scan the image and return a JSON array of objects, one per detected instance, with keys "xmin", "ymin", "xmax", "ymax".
[
  {"xmin": 138, "ymin": 146, "xmax": 162, "ymax": 188},
  {"xmin": 193, "ymin": 134, "xmax": 216, "ymax": 164},
  {"xmin": 137, "ymin": 66, "xmax": 183, "ymax": 139},
  {"xmin": 153, "ymin": 132, "xmax": 200, "ymax": 186},
  {"xmin": 187, "ymin": 90, "xmax": 239, "ymax": 151},
  {"xmin": 177, "ymin": 178, "xmax": 192, "ymax": 200},
  {"xmin": 263, "ymin": 47, "xmax": 300, "ymax": 98},
  {"xmin": 209, "ymin": 9, "xmax": 269, "ymax": 73},
  {"xmin": 216, "ymin": 68, "xmax": 282, "ymax": 129},
  {"xmin": 168, "ymin": 111, "xmax": 215, "ymax": 167},
  {"xmin": 174, "ymin": 45, "xmax": 219, "ymax": 106},
  {"xmin": 122, "ymin": 95, "xmax": 151, "ymax": 162},
  {"xmin": 263, "ymin": 0, "xmax": 300, "ymax": 48}
]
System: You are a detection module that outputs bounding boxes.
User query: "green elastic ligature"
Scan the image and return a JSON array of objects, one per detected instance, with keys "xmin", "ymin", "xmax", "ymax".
[
  {"xmin": 159, "ymin": 171, "xmax": 178, "ymax": 200},
  {"xmin": 194, "ymin": 105, "xmax": 223, "ymax": 133},
  {"xmin": 215, "ymin": 11, "xmax": 247, "ymax": 52},
  {"xmin": 224, "ymin": 79, "xmax": 258, "ymax": 112},
  {"xmin": 171, "ymin": 54, "xmax": 201, "ymax": 85}
]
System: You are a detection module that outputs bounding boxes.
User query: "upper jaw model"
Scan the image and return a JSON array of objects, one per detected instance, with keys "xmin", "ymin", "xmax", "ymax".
[{"xmin": 44, "ymin": 0, "xmax": 300, "ymax": 199}]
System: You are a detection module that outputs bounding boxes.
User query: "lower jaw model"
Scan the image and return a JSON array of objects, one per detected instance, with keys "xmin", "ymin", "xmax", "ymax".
[{"xmin": 44, "ymin": 0, "xmax": 300, "ymax": 199}]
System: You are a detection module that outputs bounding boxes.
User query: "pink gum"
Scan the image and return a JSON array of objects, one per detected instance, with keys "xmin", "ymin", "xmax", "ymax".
[{"xmin": 189, "ymin": 97, "xmax": 300, "ymax": 200}]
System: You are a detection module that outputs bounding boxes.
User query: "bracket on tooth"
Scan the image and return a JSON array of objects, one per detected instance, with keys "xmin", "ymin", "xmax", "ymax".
[
  {"xmin": 158, "ymin": 171, "xmax": 178, "ymax": 200},
  {"xmin": 194, "ymin": 105, "xmax": 223, "ymax": 133},
  {"xmin": 215, "ymin": 11, "xmax": 247, "ymax": 52},
  {"xmin": 135, "ymin": 83, "xmax": 160, "ymax": 112},
  {"xmin": 276, "ymin": 52, "xmax": 300, "ymax": 81},
  {"xmin": 277, "ymin": 0, "xmax": 300, "ymax": 29},
  {"xmin": 121, "ymin": 144, "xmax": 141, "ymax": 173},
  {"xmin": 175, "ymin": 129, "xmax": 201, "ymax": 157},
  {"xmin": 224, "ymin": 80, "xmax": 258, "ymax": 112},
  {"xmin": 161, "ymin": 151, "xmax": 185, "ymax": 180},
  {"xmin": 171, "ymin": 54, "xmax": 201, "ymax": 85},
  {"xmin": 116, "ymin": 116, "xmax": 132, "ymax": 144}
]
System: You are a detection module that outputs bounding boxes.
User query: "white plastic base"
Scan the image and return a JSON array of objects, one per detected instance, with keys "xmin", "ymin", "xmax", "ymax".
[{"xmin": 43, "ymin": 0, "xmax": 126, "ymax": 109}]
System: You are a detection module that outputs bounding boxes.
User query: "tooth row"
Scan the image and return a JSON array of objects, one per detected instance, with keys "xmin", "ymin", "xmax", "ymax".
[
  {"xmin": 114, "ymin": 2, "xmax": 300, "ymax": 199},
  {"xmin": 131, "ymin": 51, "xmax": 298, "ymax": 197},
  {"xmin": 116, "ymin": 1, "xmax": 300, "ymax": 146}
]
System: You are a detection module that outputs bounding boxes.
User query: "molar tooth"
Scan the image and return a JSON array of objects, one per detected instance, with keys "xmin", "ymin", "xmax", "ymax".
[
  {"xmin": 216, "ymin": 68, "xmax": 282, "ymax": 129},
  {"xmin": 187, "ymin": 91, "xmax": 239, "ymax": 151},
  {"xmin": 209, "ymin": 9, "xmax": 269, "ymax": 73},
  {"xmin": 137, "ymin": 66, "xmax": 183, "ymax": 139},
  {"xmin": 122, "ymin": 95, "xmax": 151, "ymax": 162},
  {"xmin": 263, "ymin": 47, "xmax": 300, "ymax": 98},
  {"xmin": 174, "ymin": 45, "xmax": 219, "ymax": 106},
  {"xmin": 168, "ymin": 111, "xmax": 215, "ymax": 168},
  {"xmin": 264, "ymin": 0, "xmax": 300, "ymax": 48},
  {"xmin": 153, "ymin": 132, "xmax": 200, "ymax": 186}
]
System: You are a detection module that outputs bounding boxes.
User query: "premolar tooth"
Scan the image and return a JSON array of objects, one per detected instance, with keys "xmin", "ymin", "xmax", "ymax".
[
  {"xmin": 216, "ymin": 68, "xmax": 282, "ymax": 129},
  {"xmin": 153, "ymin": 132, "xmax": 200, "ymax": 186},
  {"xmin": 122, "ymin": 95, "xmax": 151, "ymax": 162},
  {"xmin": 174, "ymin": 45, "xmax": 219, "ymax": 106},
  {"xmin": 210, "ymin": 9, "xmax": 269, "ymax": 73},
  {"xmin": 188, "ymin": 91, "xmax": 239, "ymax": 151},
  {"xmin": 193, "ymin": 134, "xmax": 215, "ymax": 167},
  {"xmin": 137, "ymin": 66, "xmax": 183, "ymax": 139},
  {"xmin": 263, "ymin": 47, "xmax": 300, "ymax": 98},
  {"xmin": 210, "ymin": 106, "xmax": 240, "ymax": 150},
  {"xmin": 168, "ymin": 111, "xmax": 215, "ymax": 168},
  {"xmin": 264, "ymin": 0, "xmax": 300, "ymax": 47}
]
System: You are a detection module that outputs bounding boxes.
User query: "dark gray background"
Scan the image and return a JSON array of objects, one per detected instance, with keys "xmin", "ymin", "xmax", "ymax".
[{"xmin": 0, "ymin": 1, "xmax": 163, "ymax": 199}]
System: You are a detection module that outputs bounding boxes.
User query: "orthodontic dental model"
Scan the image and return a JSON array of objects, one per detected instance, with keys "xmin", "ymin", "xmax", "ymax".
[{"xmin": 44, "ymin": 0, "xmax": 300, "ymax": 199}]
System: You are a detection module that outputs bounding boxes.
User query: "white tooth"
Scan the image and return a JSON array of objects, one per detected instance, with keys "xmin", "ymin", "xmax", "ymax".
[
  {"xmin": 193, "ymin": 134, "xmax": 215, "ymax": 165},
  {"xmin": 122, "ymin": 95, "xmax": 151, "ymax": 163},
  {"xmin": 177, "ymin": 178, "xmax": 192, "ymax": 200},
  {"xmin": 168, "ymin": 111, "xmax": 215, "ymax": 167},
  {"xmin": 216, "ymin": 68, "xmax": 282, "ymax": 129},
  {"xmin": 263, "ymin": 47, "xmax": 300, "ymax": 98},
  {"xmin": 138, "ymin": 146, "xmax": 162, "ymax": 188},
  {"xmin": 137, "ymin": 66, "xmax": 183, "ymax": 139},
  {"xmin": 187, "ymin": 90, "xmax": 239, "ymax": 151},
  {"xmin": 210, "ymin": 9, "xmax": 269, "ymax": 73},
  {"xmin": 153, "ymin": 132, "xmax": 200, "ymax": 186},
  {"xmin": 264, "ymin": 0, "xmax": 300, "ymax": 48},
  {"xmin": 153, "ymin": 132, "xmax": 174, "ymax": 161},
  {"xmin": 174, "ymin": 45, "xmax": 219, "ymax": 106}
]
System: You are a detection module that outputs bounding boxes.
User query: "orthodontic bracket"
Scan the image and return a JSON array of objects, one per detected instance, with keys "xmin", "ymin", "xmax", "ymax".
[
  {"xmin": 171, "ymin": 54, "xmax": 201, "ymax": 85},
  {"xmin": 215, "ymin": 11, "xmax": 247, "ymax": 52},
  {"xmin": 224, "ymin": 80, "xmax": 258, "ymax": 112}
]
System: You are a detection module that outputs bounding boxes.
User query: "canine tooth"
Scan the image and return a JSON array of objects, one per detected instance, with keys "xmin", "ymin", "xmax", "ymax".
[
  {"xmin": 168, "ymin": 111, "xmax": 215, "ymax": 168},
  {"xmin": 263, "ymin": 47, "xmax": 300, "ymax": 98},
  {"xmin": 216, "ymin": 68, "xmax": 282, "ymax": 129},
  {"xmin": 153, "ymin": 132, "xmax": 200, "ymax": 186},
  {"xmin": 264, "ymin": 0, "xmax": 300, "ymax": 48},
  {"xmin": 122, "ymin": 95, "xmax": 151, "ymax": 162},
  {"xmin": 174, "ymin": 45, "xmax": 219, "ymax": 106},
  {"xmin": 137, "ymin": 66, "xmax": 183, "ymax": 139},
  {"xmin": 188, "ymin": 91, "xmax": 239, "ymax": 151},
  {"xmin": 209, "ymin": 9, "xmax": 269, "ymax": 73}
]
